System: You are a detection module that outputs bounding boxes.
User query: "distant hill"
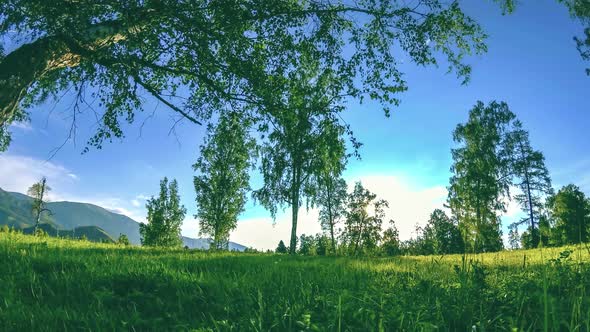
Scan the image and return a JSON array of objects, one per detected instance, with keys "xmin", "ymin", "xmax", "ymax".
[
  {"xmin": 0, "ymin": 189, "xmax": 56, "ymax": 228},
  {"xmin": 21, "ymin": 223, "xmax": 115, "ymax": 243},
  {"xmin": 182, "ymin": 236, "xmax": 247, "ymax": 251},
  {"xmin": 0, "ymin": 187, "xmax": 246, "ymax": 250}
]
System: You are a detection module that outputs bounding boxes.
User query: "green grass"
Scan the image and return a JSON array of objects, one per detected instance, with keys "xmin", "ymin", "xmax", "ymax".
[{"xmin": 1, "ymin": 232, "xmax": 589, "ymax": 331}]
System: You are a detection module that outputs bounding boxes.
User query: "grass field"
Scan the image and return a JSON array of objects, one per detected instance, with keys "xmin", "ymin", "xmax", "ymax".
[{"xmin": 1, "ymin": 232, "xmax": 589, "ymax": 331}]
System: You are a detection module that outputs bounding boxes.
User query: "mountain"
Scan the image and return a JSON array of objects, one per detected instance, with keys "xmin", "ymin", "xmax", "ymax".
[
  {"xmin": 0, "ymin": 187, "xmax": 246, "ymax": 250},
  {"xmin": 182, "ymin": 236, "xmax": 247, "ymax": 251},
  {"xmin": 21, "ymin": 223, "xmax": 115, "ymax": 243},
  {"xmin": 0, "ymin": 189, "xmax": 57, "ymax": 228}
]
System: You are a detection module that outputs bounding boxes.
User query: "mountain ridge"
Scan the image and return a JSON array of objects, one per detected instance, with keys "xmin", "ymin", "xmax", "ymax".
[{"xmin": 0, "ymin": 187, "xmax": 247, "ymax": 251}]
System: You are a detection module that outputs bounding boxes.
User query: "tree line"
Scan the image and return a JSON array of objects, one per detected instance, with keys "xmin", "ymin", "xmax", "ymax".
[{"xmin": 139, "ymin": 101, "xmax": 590, "ymax": 255}]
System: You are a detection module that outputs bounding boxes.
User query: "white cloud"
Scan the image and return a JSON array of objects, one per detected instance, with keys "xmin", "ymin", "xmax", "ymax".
[
  {"xmin": 131, "ymin": 199, "xmax": 141, "ymax": 207},
  {"xmin": 181, "ymin": 217, "xmax": 200, "ymax": 238},
  {"xmin": 79, "ymin": 196, "xmax": 149, "ymax": 224},
  {"xmin": 0, "ymin": 154, "xmax": 76, "ymax": 197},
  {"xmin": 230, "ymin": 174, "xmax": 448, "ymax": 250},
  {"xmin": 0, "ymin": 153, "xmax": 146, "ymax": 224},
  {"xmin": 231, "ymin": 208, "xmax": 322, "ymax": 250},
  {"xmin": 351, "ymin": 174, "xmax": 448, "ymax": 241},
  {"xmin": 9, "ymin": 121, "xmax": 33, "ymax": 131}
]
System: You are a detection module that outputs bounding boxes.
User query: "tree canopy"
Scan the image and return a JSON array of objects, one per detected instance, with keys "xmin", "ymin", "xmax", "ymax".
[
  {"xmin": 448, "ymin": 101, "xmax": 516, "ymax": 253},
  {"xmin": 193, "ymin": 111, "xmax": 255, "ymax": 250},
  {"xmin": 140, "ymin": 177, "xmax": 186, "ymax": 247},
  {"xmin": 547, "ymin": 184, "xmax": 590, "ymax": 245},
  {"xmin": 0, "ymin": 0, "xmax": 504, "ymax": 152},
  {"xmin": 342, "ymin": 182, "xmax": 388, "ymax": 256}
]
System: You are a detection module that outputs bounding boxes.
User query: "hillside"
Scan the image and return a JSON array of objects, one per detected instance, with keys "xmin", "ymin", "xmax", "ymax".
[
  {"xmin": 21, "ymin": 223, "xmax": 115, "ymax": 243},
  {"xmin": 0, "ymin": 188, "xmax": 55, "ymax": 228},
  {"xmin": 0, "ymin": 187, "xmax": 246, "ymax": 250}
]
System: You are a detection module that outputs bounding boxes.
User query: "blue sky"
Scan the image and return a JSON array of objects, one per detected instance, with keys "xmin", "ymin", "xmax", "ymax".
[{"xmin": 1, "ymin": 0, "xmax": 589, "ymax": 249}]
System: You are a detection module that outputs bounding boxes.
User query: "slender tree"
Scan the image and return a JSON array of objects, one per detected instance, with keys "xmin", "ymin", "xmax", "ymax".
[
  {"xmin": 140, "ymin": 178, "xmax": 186, "ymax": 248},
  {"xmin": 253, "ymin": 56, "xmax": 351, "ymax": 254},
  {"xmin": 315, "ymin": 114, "xmax": 350, "ymax": 254},
  {"xmin": 0, "ymin": 1, "xmax": 498, "ymax": 152},
  {"xmin": 27, "ymin": 177, "xmax": 52, "ymax": 234},
  {"xmin": 448, "ymin": 101, "xmax": 516, "ymax": 253},
  {"xmin": 317, "ymin": 177, "xmax": 348, "ymax": 254},
  {"xmin": 508, "ymin": 224, "xmax": 520, "ymax": 250},
  {"xmin": 342, "ymin": 182, "xmax": 388, "ymax": 256},
  {"xmin": 506, "ymin": 120, "xmax": 553, "ymax": 248},
  {"xmin": 547, "ymin": 184, "xmax": 590, "ymax": 245},
  {"xmin": 193, "ymin": 111, "xmax": 255, "ymax": 250}
]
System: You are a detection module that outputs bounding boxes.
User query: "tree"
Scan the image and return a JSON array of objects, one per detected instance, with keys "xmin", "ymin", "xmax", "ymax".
[
  {"xmin": 547, "ymin": 184, "xmax": 590, "ymax": 245},
  {"xmin": 117, "ymin": 234, "xmax": 130, "ymax": 246},
  {"xmin": 253, "ymin": 57, "xmax": 351, "ymax": 254},
  {"xmin": 422, "ymin": 209, "xmax": 465, "ymax": 255},
  {"xmin": 317, "ymin": 177, "xmax": 348, "ymax": 254},
  {"xmin": 342, "ymin": 182, "xmax": 388, "ymax": 256},
  {"xmin": 315, "ymin": 234, "xmax": 329, "ymax": 256},
  {"xmin": 508, "ymin": 224, "xmax": 520, "ymax": 250},
  {"xmin": 140, "ymin": 178, "xmax": 186, "ymax": 248},
  {"xmin": 298, "ymin": 234, "xmax": 316, "ymax": 256},
  {"xmin": 27, "ymin": 177, "xmax": 52, "ymax": 234},
  {"xmin": 0, "ymin": 0, "xmax": 498, "ymax": 152},
  {"xmin": 506, "ymin": 120, "xmax": 553, "ymax": 248},
  {"xmin": 381, "ymin": 220, "xmax": 401, "ymax": 256},
  {"xmin": 275, "ymin": 240, "xmax": 288, "ymax": 254},
  {"xmin": 448, "ymin": 101, "xmax": 516, "ymax": 253},
  {"xmin": 193, "ymin": 111, "xmax": 255, "ymax": 250}
]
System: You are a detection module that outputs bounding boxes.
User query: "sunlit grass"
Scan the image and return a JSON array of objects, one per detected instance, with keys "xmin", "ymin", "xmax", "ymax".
[{"xmin": 1, "ymin": 232, "xmax": 589, "ymax": 331}]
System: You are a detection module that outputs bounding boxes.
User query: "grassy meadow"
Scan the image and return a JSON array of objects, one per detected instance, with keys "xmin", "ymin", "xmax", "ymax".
[{"xmin": 1, "ymin": 232, "xmax": 589, "ymax": 331}]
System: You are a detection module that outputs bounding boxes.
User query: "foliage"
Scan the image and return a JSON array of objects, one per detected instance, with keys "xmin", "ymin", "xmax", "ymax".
[
  {"xmin": 314, "ymin": 234, "xmax": 329, "ymax": 256},
  {"xmin": 275, "ymin": 240, "xmax": 287, "ymax": 254},
  {"xmin": 508, "ymin": 224, "xmax": 520, "ymax": 250},
  {"xmin": 298, "ymin": 234, "xmax": 317, "ymax": 256},
  {"xmin": 381, "ymin": 220, "xmax": 401, "ymax": 256},
  {"xmin": 317, "ymin": 176, "xmax": 348, "ymax": 254},
  {"xmin": 253, "ymin": 58, "xmax": 351, "ymax": 254},
  {"xmin": 547, "ymin": 184, "xmax": 590, "ymax": 245},
  {"xmin": 342, "ymin": 182, "xmax": 388, "ymax": 256},
  {"xmin": 0, "ymin": 0, "xmax": 497, "ymax": 151},
  {"xmin": 558, "ymin": 0, "xmax": 590, "ymax": 74},
  {"xmin": 193, "ymin": 111, "xmax": 255, "ymax": 250},
  {"xmin": 27, "ymin": 177, "xmax": 51, "ymax": 234},
  {"xmin": 140, "ymin": 178, "xmax": 186, "ymax": 248},
  {"xmin": 2, "ymin": 232, "xmax": 590, "ymax": 330},
  {"xmin": 448, "ymin": 101, "xmax": 516, "ymax": 253},
  {"xmin": 117, "ymin": 234, "xmax": 130, "ymax": 246},
  {"xmin": 506, "ymin": 120, "xmax": 553, "ymax": 248},
  {"xmin": 422, "ymin": 209, "xmax": 465, "ymax": 255}
]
